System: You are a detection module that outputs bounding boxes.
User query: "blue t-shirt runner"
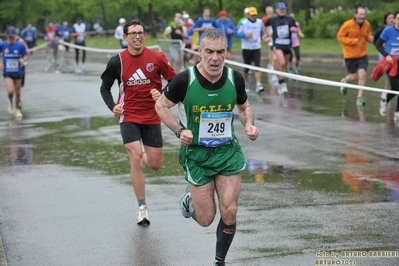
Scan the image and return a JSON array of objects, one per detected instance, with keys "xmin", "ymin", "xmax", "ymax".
[{"xmin": 0, "ymin": 40, "xmax": 27, "ymax": 76}]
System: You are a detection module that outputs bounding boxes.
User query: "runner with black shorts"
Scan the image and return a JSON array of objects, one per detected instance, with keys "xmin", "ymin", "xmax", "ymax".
[
  {"xmin": 236, "ymin": 7, "xmax": 265, "ymax": 94},
  {"xmin": 100, "ymin": 19, "xmax": 177, "ymax": 225},
  {"xmin": 263, "ymin": 2, "xmax": 297, "ymax": 95},
  {"xmin": 0, "ymin": 26, "xmax": 28, "ymax": 120},
  {"xmin": 337, "ymin": 7, "xmax": 374, "ymax": 108},
  {"xmin": 72, "ymin": 17, "xmax": 87, "ymax": 72}
]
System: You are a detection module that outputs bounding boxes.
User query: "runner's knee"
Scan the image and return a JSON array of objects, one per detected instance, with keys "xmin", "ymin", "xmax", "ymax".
[
  {"xmin": 145, "ymin": 157, "xmax": 162, "ymax": 170},
  {"xmin": 220, "ymin": 202, "xmax": 238, "ymax": 224}
]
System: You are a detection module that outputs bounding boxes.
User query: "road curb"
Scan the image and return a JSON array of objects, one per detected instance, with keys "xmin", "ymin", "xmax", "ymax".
[{"xmin": 0, "ymin": 233, "xmax": 6, "ymax": 266}]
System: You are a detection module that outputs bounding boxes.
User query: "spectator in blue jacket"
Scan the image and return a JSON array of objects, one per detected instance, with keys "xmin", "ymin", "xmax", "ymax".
[
  {"xmin": 57, "ymin": 21, "xmax": 73, "ymax": 60},
  {"xmin": 215, "ymin": 10, "xmax": 238, "ymax": 59},
  {"xmin": 190, "ymin": 7, "xmax": 217, "ymax": 44}
]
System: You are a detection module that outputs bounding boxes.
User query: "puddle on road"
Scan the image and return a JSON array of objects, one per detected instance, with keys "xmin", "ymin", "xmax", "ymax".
[
  {"xmin": 243, "ymin": 158, "xmax": 399, "ymax": 204},
  {"xmin": 0, "ymin": 116, "xmax": 397, "ymax": 204},
  {"xmin": 241, "ymin": 67, "xmax": 388, "ymax": 124},
  {"xmin": 0, "ymin": 115, "xmax": 398, "ymax": 264},
  {"xmin": 0, "ymin": 117, "xmax": 182, "ymax": 178}
]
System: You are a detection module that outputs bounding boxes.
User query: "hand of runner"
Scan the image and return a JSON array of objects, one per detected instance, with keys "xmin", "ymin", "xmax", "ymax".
[
  {"xmin": 150, "ymin": 88, "xmax": 161, "ymax": 102},
  {"xmin": 386, "ymin": 55, "xmax": 394, "ymax": 65},
  {"xmin": 369, "ymin": 35, "xmax": 374, "ymax": 43},
  {"xmin": 262, "ymin": 35, "xmax": 270, "ymax": 43},
  {"xmin": 113, "ymin": 104, "xmax": 122, "ymax": 118},
  {"xmin": 245, "ymin": 125, "xmax": 259, "ymax": 141},
  {"xmin": 180, "ymin": 129, "xmax": 193, "ymax": 147}
]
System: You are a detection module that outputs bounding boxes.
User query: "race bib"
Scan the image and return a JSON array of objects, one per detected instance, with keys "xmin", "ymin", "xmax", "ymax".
[
  {"xmin": 276, "ymin": 25, "xmax": 289, "ymax": 38},
  {"xmin": 391, "ymin": 47, "xmax": 399, "ymax": 56},
  {"xmin": 77, "ymin": 33, "xmax": 84, "ymax": 43},
  {"xmin": 251, "ymin": 32, "xmax": 260, "ymax": 41},
  {"xmin": 198, "ymin": 112, "xmax": 233, "ymax": 147},
  {"xmin": 6, "ymin": 59, "xmax": 19, "ymax": 72},
  {"xmin": 47, "ymin": 32, "xmax": 55, "ymax": 40}
]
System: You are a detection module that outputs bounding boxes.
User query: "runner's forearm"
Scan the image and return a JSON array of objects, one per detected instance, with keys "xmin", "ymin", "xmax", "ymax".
[
  {"xmin": 238, "ymin": 104, "xmax": 254, "ymax": 127},
  {"xmin": 100, "ymin": 85, "xmax": 116, "ymax": 111}
]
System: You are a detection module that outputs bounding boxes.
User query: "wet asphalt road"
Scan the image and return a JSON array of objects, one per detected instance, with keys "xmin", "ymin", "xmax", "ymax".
[{"xmin": 0, "ymin": 51, "xmax": 398, "ymax": 266}]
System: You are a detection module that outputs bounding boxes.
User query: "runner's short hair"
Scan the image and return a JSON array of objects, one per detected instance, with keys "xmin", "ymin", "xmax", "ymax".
[
  {"xmin": 124, "ymin": 19, "xmax": 146, "ymax": 35},
  {"xmin": 383, "ymin": 12, "xmax": 393, "ymax": 25},
  {"xmin": 199, "ymin": 28, "xmax": 227, "ymax": 47}
]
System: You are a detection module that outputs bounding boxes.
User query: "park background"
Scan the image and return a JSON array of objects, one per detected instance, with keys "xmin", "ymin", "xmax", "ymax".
[{"xmin": 0, "ymin": 0, "xmax": 397, "ymax": 54}]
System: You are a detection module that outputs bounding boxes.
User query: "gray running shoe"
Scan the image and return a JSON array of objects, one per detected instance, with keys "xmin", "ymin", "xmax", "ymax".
[
  {"xmin": 212, "ymin": 260, "xmax": 226, "ymax": 266},
  {"xmin": 137, "ymin": 205, "xmax": 150, "ymax": 225},
  {"xmin": 180, "ymin": 185, "xmax": 191, "ymax": 218}
]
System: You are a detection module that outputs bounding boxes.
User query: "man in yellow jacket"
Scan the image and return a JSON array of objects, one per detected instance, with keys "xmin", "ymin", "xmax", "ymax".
[{"xmin": 337, "ymin": 7, "xmax": 374, "ymax": 108}]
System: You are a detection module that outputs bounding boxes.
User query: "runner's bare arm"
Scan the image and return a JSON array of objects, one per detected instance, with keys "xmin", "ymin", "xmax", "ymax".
[
  {"xmin": 237, "ymin": 100, "xmax": 259, "ymax": 141},
  {"xmin": 155, "ymin": 94, "xmax": 181, "ymax": 133}
]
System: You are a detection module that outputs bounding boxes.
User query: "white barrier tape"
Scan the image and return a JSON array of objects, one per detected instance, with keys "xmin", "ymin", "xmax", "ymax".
[
  {"xmin": 28, "ymin": 42, "xmax": 47, "ymax": 53},
  {"xmin": 183, "ymin": 47, "xmax": 399, "ymax": 96},
  {"xmin": 58, "ymin": 40, "xmax": 161, "ymax": 53},
  {"xmin": 157, "ymin": 39, "xmax": 185, "ymax": 49}
]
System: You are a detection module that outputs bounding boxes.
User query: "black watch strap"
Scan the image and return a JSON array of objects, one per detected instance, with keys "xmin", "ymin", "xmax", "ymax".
[{"xmin": 175, "ymin": 127, "xmax": 184, "ymax": 139}]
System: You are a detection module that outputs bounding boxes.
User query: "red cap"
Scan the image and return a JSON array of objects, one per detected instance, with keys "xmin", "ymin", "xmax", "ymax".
[{"xmin": 219, "ymin": 10, "xmax": 228, "ymax": 17}]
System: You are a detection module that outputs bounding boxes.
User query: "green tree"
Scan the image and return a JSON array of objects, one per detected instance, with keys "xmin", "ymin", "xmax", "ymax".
[{"xmin": 1, "ymin": 0, "xmax": 397, "ymax": 35}]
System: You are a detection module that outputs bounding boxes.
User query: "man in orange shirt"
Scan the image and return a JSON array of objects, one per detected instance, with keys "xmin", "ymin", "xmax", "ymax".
[{"xmin": 337, "ymin": 7, "xmax": 374, "ymax": 108}]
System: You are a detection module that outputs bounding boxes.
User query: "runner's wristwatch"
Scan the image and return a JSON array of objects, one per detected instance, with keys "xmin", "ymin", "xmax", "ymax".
[{"xmin": 175, "ymin": 127, "xmax": 184, "ymax": 139}]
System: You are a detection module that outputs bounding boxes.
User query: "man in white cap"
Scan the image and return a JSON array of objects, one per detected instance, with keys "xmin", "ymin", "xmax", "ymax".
[
  {"xmin": 182, "ymin": 11, "xmax": 194, "ymax": 24},
  {"xmin": 236, "ymin": 7, "xmax": 265, "ymax": 93},
  {"xmin": 115, "ymin": 18, "xmax": 127, "ymax": 48},
  {"xmin": 182, "ymin": 13, "xmax": 194, "ymax": 67},
  {"xmin": 237, "ymin": 7, "xmax": 250, "ymax": 27}
]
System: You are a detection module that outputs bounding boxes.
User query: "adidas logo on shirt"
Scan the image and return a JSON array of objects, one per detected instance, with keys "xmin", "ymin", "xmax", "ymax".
[{"xmin": 127, "ymin": 68, "xmax": 151, "ymax": 86}]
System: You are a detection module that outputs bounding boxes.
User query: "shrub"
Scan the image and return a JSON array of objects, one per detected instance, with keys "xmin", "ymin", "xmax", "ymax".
[{"xmin": 300, "ymin": 7, "xmax": 393, "ymax": 39}]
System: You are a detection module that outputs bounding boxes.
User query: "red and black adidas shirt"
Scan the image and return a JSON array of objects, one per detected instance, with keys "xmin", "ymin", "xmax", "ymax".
[{"xmin": 100, "ymin": 47, "xmax": 177, "ymax": 124}]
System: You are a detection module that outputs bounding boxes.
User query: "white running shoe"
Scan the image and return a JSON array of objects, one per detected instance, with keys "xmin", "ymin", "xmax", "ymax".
[
  {"xmin": 8, "ymin": 100, "xmax": 14, "ymax": 114},
  {"xmin": 15, "ymin": 109, "xmax": 23, "ymax": 120},
  {"xmin": 277, "ymin": 82, "xmax": 288, "ymax": 95},
  {"xmin": 379, "ymin": 100, "xmax": 388, "ymax": 117},
  {"xmin": 255, "ymin": 83, "xmax": 264, "ymax": 94},
  {"xmin": 137, "ymin": 205, "xmax": 150, "ymax": 225},
  {"xmin": 339, "ymin": 78, "xmax": 347, "ymax": 95}
]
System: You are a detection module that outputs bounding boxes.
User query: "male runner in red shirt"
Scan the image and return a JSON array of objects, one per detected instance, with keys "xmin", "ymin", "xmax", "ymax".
[{"xmin": 100, "ymin": 19, "xmax": 177, "ymax": 225}]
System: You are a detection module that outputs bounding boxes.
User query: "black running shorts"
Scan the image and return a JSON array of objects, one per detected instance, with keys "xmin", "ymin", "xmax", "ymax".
[
  {"xmin": 344, "ymin": 55, "xmax": 368, "ymax": 74},
  {"xmin": 242, "ymin": 49, "xmax": 261, "ymax": 73},
  {"xmin": 120, "ymin": 122, "xmax": 163, "ymax": 147},
  {"xmin": 3, "ymin": 74, "xmax": 23, "ymax": 80}
]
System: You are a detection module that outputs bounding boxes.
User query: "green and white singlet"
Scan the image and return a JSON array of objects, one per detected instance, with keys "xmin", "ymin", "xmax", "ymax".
[{"xmin": 178, "ymin": 66, "xmax": 246, "ymax": 186}]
